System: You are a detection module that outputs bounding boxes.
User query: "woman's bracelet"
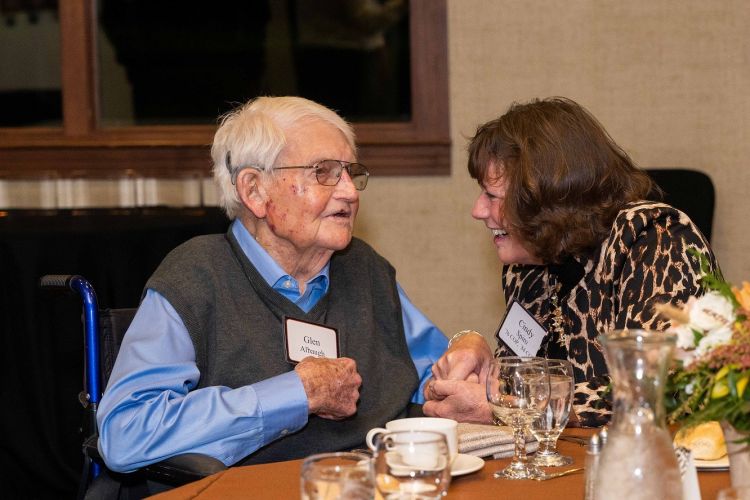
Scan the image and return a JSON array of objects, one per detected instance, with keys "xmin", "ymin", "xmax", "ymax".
[{"xmin": 448, "ymin": 329, "xmax": 483, "ymax": 348}]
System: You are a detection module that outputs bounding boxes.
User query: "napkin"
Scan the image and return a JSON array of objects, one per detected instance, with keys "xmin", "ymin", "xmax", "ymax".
[{"xmin": 457, "ymin": 422, "xmax": 539, "ymax": 459}]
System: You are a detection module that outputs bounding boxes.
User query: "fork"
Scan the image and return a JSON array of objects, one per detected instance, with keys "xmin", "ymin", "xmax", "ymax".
[
  {"xmin": 533, "ymin": 467, "xmax": 584, "ymax": 481},
  {"xmin": 558, "ymin": 435, "xmax": 588, "ymax": 446}
]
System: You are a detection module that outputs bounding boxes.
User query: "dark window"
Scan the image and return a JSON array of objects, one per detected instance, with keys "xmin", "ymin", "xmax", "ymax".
[
  {"xmin": 0, "ymin": 2, "xmax": 62, "ymax": 127},
  {"xmin": 0, "ymin": 0, "xmax": 448, "ymax": 178}
]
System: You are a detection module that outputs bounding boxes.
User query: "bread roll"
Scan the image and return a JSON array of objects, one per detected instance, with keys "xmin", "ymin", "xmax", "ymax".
[{"xmin": 673, "ymin": 421, "xmax": 727, "ymax": 460}]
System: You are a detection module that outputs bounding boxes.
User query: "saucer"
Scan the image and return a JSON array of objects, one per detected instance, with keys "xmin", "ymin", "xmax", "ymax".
[
  {"xmin": 451, "ymin": 454, "xmax": 485, "ymax": 476},
  {"xmin": 385, "ymin": 451, "xmax": 448, "ymax": 472}
]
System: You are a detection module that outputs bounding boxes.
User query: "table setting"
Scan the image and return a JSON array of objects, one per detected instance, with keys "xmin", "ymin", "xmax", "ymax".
[
  {"xmin": 148, "ymin": 426, "xmax": 730, "ymax": 500},
  {"xmin": 150, "ymin": 334, "xmax": 737, "ymax": 499}
]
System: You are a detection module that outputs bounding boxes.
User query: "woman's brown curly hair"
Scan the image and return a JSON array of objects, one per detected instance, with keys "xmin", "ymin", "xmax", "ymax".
[{"xmin": 468, "ymin": 97, "xmax": 654, "ymax": 264}]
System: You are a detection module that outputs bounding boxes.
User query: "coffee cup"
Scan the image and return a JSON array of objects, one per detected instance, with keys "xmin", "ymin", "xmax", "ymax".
[{"xmin": 366, "ymin": 417, "xmax": 458, "ymax": 463}]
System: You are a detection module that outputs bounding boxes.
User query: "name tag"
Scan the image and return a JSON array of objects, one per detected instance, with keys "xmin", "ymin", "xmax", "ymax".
[
  {"xmin": 284, "ymin": 317, "xmax": 340, "ymax": 364},
  {"xmin": 675, "ymin": 447, "xmax": 702, "ymax": 500},
  {"xmin": 495, "ymin": 300, "xmax": 547, "ymax": 357}
]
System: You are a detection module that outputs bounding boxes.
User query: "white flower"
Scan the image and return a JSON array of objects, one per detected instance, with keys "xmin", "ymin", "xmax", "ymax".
[
  {"xmin": 695, "ymin": 324, "xmax": 733, "ymax": 357},
  {"xmin": 688, "ymin": 292, "xmax": 736, "ymax": 332},
  {"xmin": 673, "ymin": 324, "xmax": 697, "ymax": 349},
  {"xmin": 667, "ymin": 292, "xmax": 735, "ymax": 359}
]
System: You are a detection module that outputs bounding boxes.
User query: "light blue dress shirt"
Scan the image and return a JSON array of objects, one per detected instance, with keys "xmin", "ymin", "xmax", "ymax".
[{"xmin": 97, "ymin": 220, "xmax": 447, "ymax": 472}]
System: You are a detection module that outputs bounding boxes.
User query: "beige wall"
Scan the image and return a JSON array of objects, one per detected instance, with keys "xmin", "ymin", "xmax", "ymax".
[{"xmin": 354, "ymin": 0, "xmax": 750, "ymax": 340}]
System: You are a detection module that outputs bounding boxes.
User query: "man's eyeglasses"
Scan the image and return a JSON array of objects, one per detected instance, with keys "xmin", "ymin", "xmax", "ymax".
[
  {"xmin": 274, "ymin": 160, "xmax": 369, "ymax": 191},
  {"xmin": 227, "ymin": 153, "xmax": 369, "ymax": 191}
]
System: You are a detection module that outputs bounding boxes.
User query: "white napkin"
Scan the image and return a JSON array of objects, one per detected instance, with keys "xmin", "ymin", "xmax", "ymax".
[{"xmin": 457, "ymin": 422, "xmax": 539, "ymax": 459}]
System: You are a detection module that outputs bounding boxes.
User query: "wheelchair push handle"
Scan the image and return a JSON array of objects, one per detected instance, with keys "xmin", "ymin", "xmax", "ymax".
[
  {"xmin": 39, "ymin": 274, "xmax": 102, "ymax": 406},
  {"xmin": 40, "ymin": 275, "xmax": 98, "ymax": 301},
  {"xmin": 39, "ymin": 274, "xmax": 79, "ymax": 290}
]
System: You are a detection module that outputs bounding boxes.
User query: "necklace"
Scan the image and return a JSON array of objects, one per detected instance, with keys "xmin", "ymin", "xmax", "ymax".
[{"xmin": 548, "ymin": 275, "xmax": 567, "ymax": 349}]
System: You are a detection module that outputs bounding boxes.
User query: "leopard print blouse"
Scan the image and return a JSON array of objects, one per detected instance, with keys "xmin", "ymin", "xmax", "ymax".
[{"xmin": 495, "ymin": 201, "xmax": 718, "ymax": 427}]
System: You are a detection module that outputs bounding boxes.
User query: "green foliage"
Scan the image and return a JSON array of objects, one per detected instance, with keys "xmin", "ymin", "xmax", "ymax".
[{"xmin": 668, "ymin": 249, "xmax": 749, "ymax": 443}]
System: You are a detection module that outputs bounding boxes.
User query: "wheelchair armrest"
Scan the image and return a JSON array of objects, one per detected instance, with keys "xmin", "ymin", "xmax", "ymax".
[
  {"xmin": 143, "ymin": 454, "xmax": 227, "ymax": 484},
  {"xmin": 83, "ymin": 435, "xmax": 227, "ymax": 485}
]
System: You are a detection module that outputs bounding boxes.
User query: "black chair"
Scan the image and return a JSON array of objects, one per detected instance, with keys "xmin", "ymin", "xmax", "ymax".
[
  {"xmin": 645, "ymin": 168, "xmax": 715, "ymax": 242},
  {"xmin": 39, "ymin": 275, "xmax": 226, "ymax": 500}
]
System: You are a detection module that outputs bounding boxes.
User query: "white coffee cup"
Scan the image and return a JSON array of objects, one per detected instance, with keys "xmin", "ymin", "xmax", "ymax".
[{"xmin": 366, "ymin": 417, "xmax": 459, "ymax": 463}]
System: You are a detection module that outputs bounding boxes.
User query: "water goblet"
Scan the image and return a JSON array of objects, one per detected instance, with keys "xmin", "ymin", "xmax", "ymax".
[
  {"xmin": 300, "ymin": 451, "xmax": 374, "ymax": 500},
  {"xmin": 371, "ymin": 430, "xmax": 451, "ymax": 499},
  {"xmin": 486, "ymin": 356, "xmax": 551, "ymax": 480},
  {"xmin": 530, "ymin": 359, "xmax": 575, "ymax": 467}
]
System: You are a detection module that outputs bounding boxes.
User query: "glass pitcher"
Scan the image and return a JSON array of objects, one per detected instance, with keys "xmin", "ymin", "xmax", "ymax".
[{"xmin": 593, "ymin": 329, "xmax": 682, "ymax": 500}]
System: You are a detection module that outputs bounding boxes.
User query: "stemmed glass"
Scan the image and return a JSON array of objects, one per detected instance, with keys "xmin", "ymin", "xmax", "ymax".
[
  {"xmin": 486, "ymin": 356, "xmax": 551, "ymax": 479},
  {"xmin": 530, "ymin": 359, "xmax": 575, "ymax": 467}
]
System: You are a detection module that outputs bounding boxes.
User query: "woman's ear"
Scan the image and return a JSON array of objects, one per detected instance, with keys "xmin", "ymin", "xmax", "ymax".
[{"xmin": 236, "ymin": 168, "xmax": 268, "ymax": 219}]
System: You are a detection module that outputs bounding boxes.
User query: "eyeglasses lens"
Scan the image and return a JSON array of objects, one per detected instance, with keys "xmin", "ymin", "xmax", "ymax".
[{"xmin": 316, "ymin": 161, "xmax": 368, "ymax": 191}]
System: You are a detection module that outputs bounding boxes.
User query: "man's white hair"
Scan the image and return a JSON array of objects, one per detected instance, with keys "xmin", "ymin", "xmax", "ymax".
[{"xmin": 211, "ymin": 96, "xmax": 356, "ymax": 219}]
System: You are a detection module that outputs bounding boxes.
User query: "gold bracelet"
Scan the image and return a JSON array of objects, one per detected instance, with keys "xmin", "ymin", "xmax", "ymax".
[{"xmin": 448, "ymin": 330, "xmax": 483, "ymax": 347}]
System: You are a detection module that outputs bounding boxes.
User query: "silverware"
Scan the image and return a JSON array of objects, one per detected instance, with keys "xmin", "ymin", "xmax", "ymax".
[
  {"xmin": 533, "ymin": 467, "xmax": 584, "ymax": 481},
  {"xmin": 558, "ymin": 435, "xmax": 588, "ymax": 446}
]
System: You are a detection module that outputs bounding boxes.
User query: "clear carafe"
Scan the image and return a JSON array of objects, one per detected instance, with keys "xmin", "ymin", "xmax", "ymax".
[{"xmin": 593, "ymin": 329, "xmax": 682, "ymax": 500}]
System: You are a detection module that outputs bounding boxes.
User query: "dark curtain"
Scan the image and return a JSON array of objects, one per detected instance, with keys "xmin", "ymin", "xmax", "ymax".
[{"xmin": 0, "ymin": 207, "xmax": 229, "ymax": 499}]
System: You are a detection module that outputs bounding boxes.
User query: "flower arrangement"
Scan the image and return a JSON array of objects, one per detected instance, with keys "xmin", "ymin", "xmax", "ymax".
[{"xmin": 662, "ymin": 252, "xmax": 750, "ymax": 441}]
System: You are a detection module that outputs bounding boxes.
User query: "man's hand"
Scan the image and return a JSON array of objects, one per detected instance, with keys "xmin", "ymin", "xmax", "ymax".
[
  {"xmin": 423, "ymin": 379, "xmax": 492, "ymax": 424},
  {"xmin": 431, "ymin": 332, "xmax": 493, "ymax": 384},
  {"xmin": 295, "ymin": 357, "xmax": 362, "ymax": 420}
]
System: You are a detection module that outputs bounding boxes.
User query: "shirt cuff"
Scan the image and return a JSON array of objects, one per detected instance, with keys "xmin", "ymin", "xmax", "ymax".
[{"xmin": 253, "ymin": 371, "xmax": 309, "ymax": 443}]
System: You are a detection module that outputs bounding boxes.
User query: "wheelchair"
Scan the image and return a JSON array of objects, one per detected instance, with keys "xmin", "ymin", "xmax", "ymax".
[{"xmin": 39, "ymin": 274, "xmax": 226, "ymax": 500}]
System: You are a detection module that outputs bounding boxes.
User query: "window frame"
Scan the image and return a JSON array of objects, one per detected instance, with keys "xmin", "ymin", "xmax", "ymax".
[{"xmin": 0, "ymin": 0, "xmax": 449, "ymax": 178}]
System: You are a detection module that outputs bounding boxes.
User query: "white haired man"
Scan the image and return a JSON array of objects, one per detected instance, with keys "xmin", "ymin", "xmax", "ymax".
[{"xmin": 97, "ymin": 96, "xmax": 448, "ymax": 472}]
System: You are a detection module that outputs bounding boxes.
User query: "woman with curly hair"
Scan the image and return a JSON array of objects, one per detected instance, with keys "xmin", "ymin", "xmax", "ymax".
[{"xmin": 423, "ymin": 97, "xmax": 718, "ymax": 427}]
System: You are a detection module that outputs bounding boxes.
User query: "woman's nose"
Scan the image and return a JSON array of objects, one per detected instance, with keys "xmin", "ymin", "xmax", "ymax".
[{"xmin": 471, "ymin": 194, "xmax": 488, "ymax": 220}]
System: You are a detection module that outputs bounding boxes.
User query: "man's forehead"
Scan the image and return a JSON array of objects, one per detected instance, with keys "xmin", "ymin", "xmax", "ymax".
[{"xmin": 281, "ymin": 120, "xmax": 354, "ymax": 164}]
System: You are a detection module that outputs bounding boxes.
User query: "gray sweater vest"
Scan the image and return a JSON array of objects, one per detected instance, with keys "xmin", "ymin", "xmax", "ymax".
[{"xmin": 146, "ymin": 229, "xmax": 419, "ymax": 464}]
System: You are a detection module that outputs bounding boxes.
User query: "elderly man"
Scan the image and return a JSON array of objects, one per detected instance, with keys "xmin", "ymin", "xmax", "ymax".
[{"xmin": 96, "ymin": 96, "xmax": 448, "ymax": 471}]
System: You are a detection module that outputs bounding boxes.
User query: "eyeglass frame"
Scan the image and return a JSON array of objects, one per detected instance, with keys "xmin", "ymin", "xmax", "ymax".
[{"xmin": 225, "ymin": 151, "xmax": 369, "ymax": 191}]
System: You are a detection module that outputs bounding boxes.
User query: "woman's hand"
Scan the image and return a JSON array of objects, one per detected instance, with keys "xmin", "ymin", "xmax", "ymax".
[
  {"xmin": 431, "ymin": 331, "xmax": 493, "ymax": 385},
  {"xmin": 423, "ymin": 379, "xmax": 492, "ymax": 424}
]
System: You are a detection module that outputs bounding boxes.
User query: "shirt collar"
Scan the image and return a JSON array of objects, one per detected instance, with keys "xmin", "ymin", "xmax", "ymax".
[{"xmin": 230, "ymin": 219, "xmax": 331, "ymax": 291}]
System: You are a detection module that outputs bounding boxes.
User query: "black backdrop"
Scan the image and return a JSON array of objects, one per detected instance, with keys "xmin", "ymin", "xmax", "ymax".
[{"xmin": 0, "ymin": 207, "xmax": 229, "ymax": 499}]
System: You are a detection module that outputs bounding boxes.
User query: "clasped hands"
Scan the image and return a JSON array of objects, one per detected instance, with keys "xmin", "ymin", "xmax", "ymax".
[
  {"xmin": 422, "ymin": 331, "xmax": 494, "ymax": 424},
  {"xmin": 292, "ymin": 332, "xmax": 495, "ymax": 423}
]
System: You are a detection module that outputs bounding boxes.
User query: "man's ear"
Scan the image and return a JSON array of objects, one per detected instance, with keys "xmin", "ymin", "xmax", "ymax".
[{"xmin": 236, "ymin": 168, "xmax": 268, "ymax": 219}]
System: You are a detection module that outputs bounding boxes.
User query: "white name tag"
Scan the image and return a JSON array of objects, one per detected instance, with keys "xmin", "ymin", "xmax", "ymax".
[
  {"xmin": 284, "ymin": 317, "xmax": 340, "ymax": 363},
  {"xmin": 675, "ymin": 447, "xmax": 702, "ymax": 500},
  {"xmin": 496, "ymin": 300, "xmax": 547, "ymax": 357}
]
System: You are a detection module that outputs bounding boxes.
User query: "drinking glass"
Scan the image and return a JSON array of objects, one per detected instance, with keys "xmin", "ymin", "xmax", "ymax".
[
  {"xmin": 300, "ymin": 451, "xmax": 374, "ymax": 500},
  {"xmin": 486, "ymin": 356, "xmax": 551, "ymax": 479},
  {"xmin": 530, "ymin": 359, "xmax": 574, "ymax": 467},
  {"xmin": 371, "ymin": 430, "xmax": 451, "ymax": 499}
]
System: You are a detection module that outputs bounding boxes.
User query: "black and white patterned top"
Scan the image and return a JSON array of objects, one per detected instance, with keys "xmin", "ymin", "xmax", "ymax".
[{"xmin": 496, "ymin": 201, "xmax": 717, "ymax": 427}]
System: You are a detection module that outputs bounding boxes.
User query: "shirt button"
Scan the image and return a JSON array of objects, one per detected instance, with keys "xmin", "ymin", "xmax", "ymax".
[
  {"xmin": 284, "ymin": 280, "xmax": 292, "ymax": 289},
  {"xmin": 280, "ymin": 429, "xmax": 289, "ymax": 436}
]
